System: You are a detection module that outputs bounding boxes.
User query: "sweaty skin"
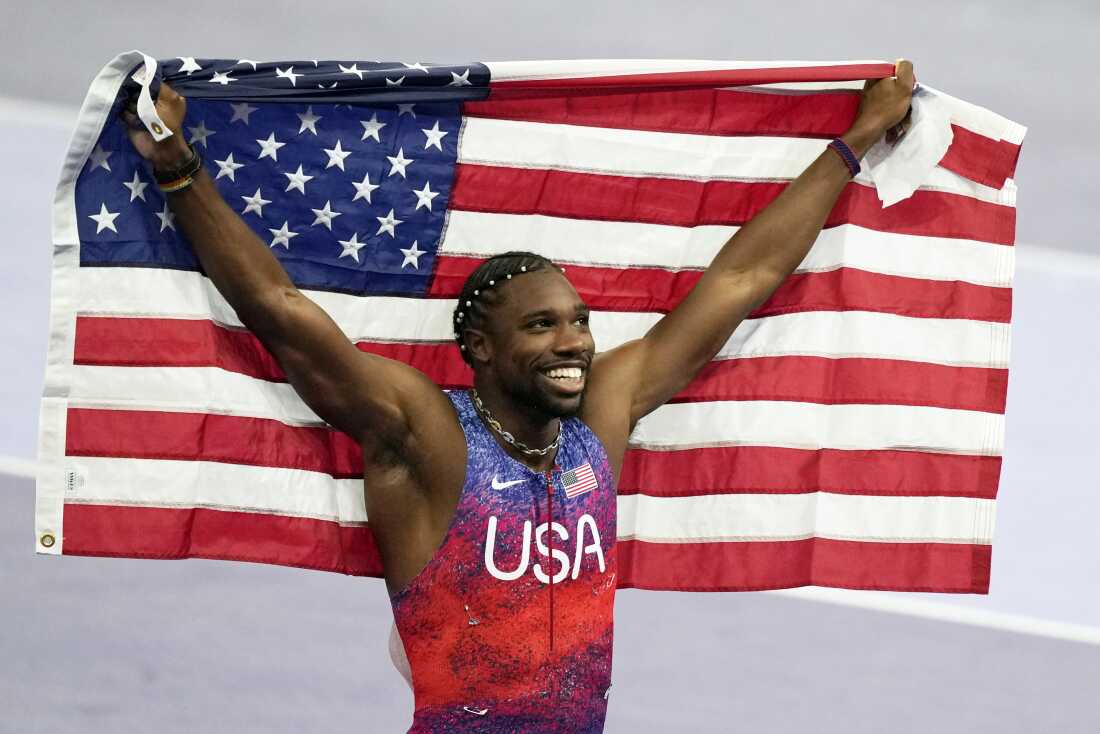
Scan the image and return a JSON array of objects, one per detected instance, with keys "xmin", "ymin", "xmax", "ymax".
[{"xmin": 123, "ymin": 60, "xmax": 915, "ymax": 727}]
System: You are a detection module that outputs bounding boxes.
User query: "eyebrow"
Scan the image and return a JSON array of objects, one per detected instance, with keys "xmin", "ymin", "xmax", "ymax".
[{"xmin": 519, "ymin": 303, "xmax": 590, "ymax": 321}]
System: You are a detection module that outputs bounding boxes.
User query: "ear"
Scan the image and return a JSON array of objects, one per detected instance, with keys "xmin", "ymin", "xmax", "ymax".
[{"xmin": 465, "ymin": 328, "xmax": 493, "ymax": 366}]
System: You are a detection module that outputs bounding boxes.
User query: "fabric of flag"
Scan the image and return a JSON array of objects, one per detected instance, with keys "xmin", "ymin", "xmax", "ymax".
[
  {"xmin": 562, "ymin": 463, "xmax": 599, "ymax": 499},
  {"xmin": 36, "ymin": 52, "xmax": 1025, "ymax": 594}
]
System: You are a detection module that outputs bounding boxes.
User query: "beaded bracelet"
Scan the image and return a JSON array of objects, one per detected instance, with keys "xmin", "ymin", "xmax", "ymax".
[{"xmin": 827, "ymin": 138, "xmax": 861, "ymax": 178}]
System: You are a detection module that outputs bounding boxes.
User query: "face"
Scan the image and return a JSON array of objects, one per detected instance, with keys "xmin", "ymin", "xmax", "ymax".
[{"xmin": 472, "ymin": 269, "xmax": 596, "ymax": 418}]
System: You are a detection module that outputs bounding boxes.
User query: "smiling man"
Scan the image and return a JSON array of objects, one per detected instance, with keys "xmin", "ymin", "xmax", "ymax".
[{"xmin": 123, "ymin": 60, "xmax": 914, "ymax": 733}]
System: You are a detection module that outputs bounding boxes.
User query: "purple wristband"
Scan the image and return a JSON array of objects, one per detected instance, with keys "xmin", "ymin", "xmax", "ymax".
[{"xmin": 828, "ymin": 138, "xmax": 861, "ymax": 177}]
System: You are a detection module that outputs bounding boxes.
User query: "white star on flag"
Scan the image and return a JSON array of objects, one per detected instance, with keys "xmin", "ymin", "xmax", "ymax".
[
  {"xmin": 449, "ymin": 69, "xmax": 472, "ymax": 86},
  {"xmin": 89, "ymin": 203, "xmax": 119, "ymax": 234},
  {"xmin": 339, "ymin": 63, "xmax": 366, "ymax": 80},
  {"xmin": 155, "ymin": 203, "xmax": 176, "ymax": 232},
  {"xmin": 283, "ymin": 165, "xmax": 314, "ymax": 194},
  {"xmin": 400, "ymin": 240, "xmax": 424, "ymax": 269},
  {"xmin": 323, "ymin": 140, "xmax": 352, "ymax": 170},
  {"xmin": 385, "ymin": 76, "xmax": 405, "ymax": 87},
  {"xmin": 310, "ymin": 201, "xmax": 343, "ymax": 230},
  {"xmin": 337, "ymin": 233, "xmax": 367, "ymax": 262},
  {"xmin": 397, "ymin": 103, "xmax": 416, "ymax": 118},
  {"xmin": 421, "ymin": 121, "xmax": 448, "ymax": 151},
  {"xmin": 209, "ymin": 71, "xmax": 235, "ymax": 86},
  {"xmin": 401, "ymin": 61, "xmax": 429, "ymax": 73},
  {"xmin": 360, "ymin": 114, "xmax": 386, "ymax": 142},
  {"xmin": 229, "ymin": 102, "xmax": 257, "ymax": 124},
  {"xmin": 412, "ymin": 181, "xmax": 439, "ymax": 211},
  {"xmin": 256, "ymin": 133, "xmax": 285, "ymax": 161},
  {"xmin": 90, "ymin": 144, "xmax": 112, "ymax": 172},
  {"xmin": 268, "ymin": 221, "xmax": 299, "ymax": 249},
  {"xmin": 178, "ymin": 57, "xmax": 202, "ymax": 75},
  {"xmin": 297, "ymin": 106, "xmax": 322, "ymax": 135},
  {"xmin": 122, "ymin": 171, "xmax": 148, "ymax": 202},
  {"xmin": 351, "ymin": 173, "xmax": 379, "ymax": 203},
  {"xmin": 214, "ymin": 153, "xmax": 245, "ymax": 181},
  {"xmin": 240, "ymin": 188, "xmax": 271, "ymax": 217},
  {"xmin": 187, "ymin": 121, "xmax": 215, "ymax": 148},
  {"xmin": 387, "ymin": 148, "xmax": 412, "ymax": 178},
  {"xmin": 276, "ymin": 66, "xmax": 302, "ymax": 86},
  {"xmin": 375, "ymin": 208, "xmax": 402, "ymax": 237},
  {"xmin": 236, "ymin": 59, "xmax": 258, "ymax": 69}
]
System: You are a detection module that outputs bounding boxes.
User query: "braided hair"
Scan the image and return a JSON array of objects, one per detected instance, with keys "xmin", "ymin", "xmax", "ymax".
[{"xmin": 453, "ymin": 251, "xmax": 563, "ymax": 366}]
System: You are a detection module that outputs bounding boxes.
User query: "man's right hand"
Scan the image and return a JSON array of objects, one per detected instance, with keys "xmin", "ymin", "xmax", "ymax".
[{"xmin": 121, "ymin": 82, "xmax": 192, "ymax": 171}]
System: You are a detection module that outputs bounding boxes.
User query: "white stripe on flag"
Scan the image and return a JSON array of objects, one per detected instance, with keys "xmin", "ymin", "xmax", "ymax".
[
  {"xmin": 440, "ymin": 213, "xmax": 1015, "ymax": 287},
  {"xmin": 74, "ymin": 268, "xmax": 1011, "ymax": 367},
  {"xmin": 65, "ymin": 456, "xmax": 367, "ymax": 523},
  {"xmin": 458, "ymin": 116, "xmax": 1016, "ymax": 204},
  {"xmin": 61, "ymin": 453, "xmax": 995, "ymax": 543},
  {"xmin": 67, "ymin": 367, "xmax": 1002, "ymax": 454},
  {"xmin": 617, "ymin": 492, "xmax": 996, "ymax": 544}
]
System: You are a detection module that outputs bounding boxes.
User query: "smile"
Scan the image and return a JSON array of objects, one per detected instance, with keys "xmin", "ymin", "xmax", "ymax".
[{"xmin": 539, "ymin": 366, "xmax": 586, "ymax": 394}]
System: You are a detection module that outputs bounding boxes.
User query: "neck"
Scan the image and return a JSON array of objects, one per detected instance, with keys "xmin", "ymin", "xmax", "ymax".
[{"xmin": 471, "ymin": 379, "xmax": 561, "ymax": 472}]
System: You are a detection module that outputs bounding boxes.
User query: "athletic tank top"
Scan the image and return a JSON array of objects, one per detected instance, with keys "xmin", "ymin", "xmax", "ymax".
[{"xmin": 389, "ymin": 389, "xmax": 617, "ymax": 733}]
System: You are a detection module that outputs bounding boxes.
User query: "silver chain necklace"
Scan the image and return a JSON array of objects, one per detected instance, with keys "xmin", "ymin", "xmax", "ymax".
[{"xmin": 471, "ymin": 388, "xmax": 561, "ymax": 457}]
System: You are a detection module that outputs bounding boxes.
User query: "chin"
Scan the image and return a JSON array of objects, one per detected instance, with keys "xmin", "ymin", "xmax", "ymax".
[
  {"xmin": 515, "ymin": 380, "xmax": 586, "ymax": 419},
  {"xmin": 537, "ymin": 387, "xmax": 586, "ymax": 419}
]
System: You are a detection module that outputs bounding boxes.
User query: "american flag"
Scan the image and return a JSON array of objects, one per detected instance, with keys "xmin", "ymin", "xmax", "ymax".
[
  {"xmin": 36, "ymin": 52, "xmax": 1024, "ymax": 593},
  {"xmin": 562, "ymin": 463, "xmax": 599, "ymax": 499}
]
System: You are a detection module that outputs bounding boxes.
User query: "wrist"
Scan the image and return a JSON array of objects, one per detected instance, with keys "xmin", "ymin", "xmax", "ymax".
[
  {"xmin": 840, "ymin": 119, "xmax": 887, "ymax": 159},
  {"xmin": 151, "ymin": 137, "xmax": 194, "ymax": 174}
]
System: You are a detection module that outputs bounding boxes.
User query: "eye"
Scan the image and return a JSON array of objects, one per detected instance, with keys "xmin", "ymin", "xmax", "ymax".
[
  {"xmin": 527, "ymin": 318, "xmax": 553, "ymax": 329},
  {"xmin": 575, "ymin": 315, "xmax": 590, "ymax": 326}
]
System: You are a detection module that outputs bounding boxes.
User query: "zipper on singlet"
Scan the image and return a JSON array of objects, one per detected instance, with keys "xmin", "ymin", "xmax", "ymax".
[{"xmin": 545, "ymin": 468, "xmax": 555, "ymax": 654}]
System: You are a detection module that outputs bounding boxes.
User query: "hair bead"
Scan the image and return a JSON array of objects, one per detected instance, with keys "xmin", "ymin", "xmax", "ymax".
[
  {"xmin": 488, "ymin": 280, "xmax": 495, "ymax": 286},
  {"xmin": 506, "ymin": 273, "xmax": 512, "ymax": 279},
  {"xmin": 520, "ymin": 266, "xmax": 527, "ymax": 272},
  {"xmin": 465, "ymin": 300, "xmax": 471, "ymax": 306}
]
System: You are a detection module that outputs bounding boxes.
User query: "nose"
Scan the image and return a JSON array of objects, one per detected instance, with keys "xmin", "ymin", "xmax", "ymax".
[{"xmin": 553, "ymin": 321, "xmax": 591, "ymax": 356}]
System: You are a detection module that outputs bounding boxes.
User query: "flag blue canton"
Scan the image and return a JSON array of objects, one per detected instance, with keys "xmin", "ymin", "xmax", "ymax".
[{"xmin": 75, "ymin": 58, "xmax": 488, "ymax": 297}]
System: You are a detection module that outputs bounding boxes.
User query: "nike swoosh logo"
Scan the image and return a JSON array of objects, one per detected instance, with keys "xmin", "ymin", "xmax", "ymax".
[
  {"xmin": 491, "ymin": 476, "xmax": 525, "ymax": 490},
  {"xmin": 463, "ymin": 706, "xmax": 489, "ymax": 716}
]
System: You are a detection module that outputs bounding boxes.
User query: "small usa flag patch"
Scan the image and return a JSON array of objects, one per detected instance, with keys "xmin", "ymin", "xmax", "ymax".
[{"xmin": 562, "ymin": 463, "xmax": 599, "ymax": 498}]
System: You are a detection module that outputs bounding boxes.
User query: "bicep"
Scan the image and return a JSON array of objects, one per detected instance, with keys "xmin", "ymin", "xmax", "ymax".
[
  {"xmin": 256, "ymin": 288, "xmax": 451, "ymax": 450},
  {"xmin": 594, "ymin": 269, "xmax": 767, "ymax": 427}
]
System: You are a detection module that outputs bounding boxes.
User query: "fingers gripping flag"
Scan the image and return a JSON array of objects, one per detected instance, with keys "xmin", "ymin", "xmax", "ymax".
[{"xmin": 37, "ymin": 52, "xmax": 1025, "ymax": 593}]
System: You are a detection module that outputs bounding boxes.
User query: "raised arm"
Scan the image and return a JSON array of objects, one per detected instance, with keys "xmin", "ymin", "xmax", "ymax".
[
  {"xmin": 589, "ymin": 60, "xmax": 917, "ymax": 432},
  {"xmin": 122, "ymin": 84, "xmax": 454, "ymax": 455}
]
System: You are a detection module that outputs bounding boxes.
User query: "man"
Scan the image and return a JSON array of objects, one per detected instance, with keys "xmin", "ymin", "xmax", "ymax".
[{"xmin": 122, "ymin": 59, "xmax": 915, "ymax": 733}]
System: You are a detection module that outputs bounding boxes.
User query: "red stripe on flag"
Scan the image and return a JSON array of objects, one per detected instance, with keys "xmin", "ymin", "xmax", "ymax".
[
  {"xmin": 72, "ymin": 316, "xmax": 473, "ymax": 388},
  {"xmin": 65, "ymin": 408, "xmax": 1001, "ymax": 499},
  {"xmin": 469, "ymin": 86, "xmax": 862, "ymax": 138},
  {"xmin": 616, "ymin": 537, "xmax": 991, "ymax": 593},
  {"xmin": 939, "ymin": 124, "xmax": 1023, "ymax": 190},
  {"xmin": 450, "ymin": 164, "xmax": 1016, "ymax": 245},
  {"xmin": 61, "ymin": 503, "xmax": 383, "ymax": 576},
  {"xmin": 487, "ymin": 63, "xmax": 896, "ymax": 94},
  {"xmin": 66, "ymin": 407, "xmax": 364, "ymax": 478},
  {"xmin": 429, "ymin": 255, "xmax": 1012, "ymax": 322},
  {"xmin": 72, "ymin": 317, "xmax": 1008, "ymax": 412},
  {"xmin": 619, "ymin": 445, "xmax": 1002, "ymax": 500},
  {"xmin": 59, "ymin": 502, "xmax": 990, "ymax": 590},
  {"xmin": 466, "ymin": 91, "xmax": 1022, "ymax": 188}
]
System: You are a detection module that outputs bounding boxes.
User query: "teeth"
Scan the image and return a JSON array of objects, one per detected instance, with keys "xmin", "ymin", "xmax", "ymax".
[{"xmin": 544, "ymin": 367, "xmax": 583, "ymax": 380}]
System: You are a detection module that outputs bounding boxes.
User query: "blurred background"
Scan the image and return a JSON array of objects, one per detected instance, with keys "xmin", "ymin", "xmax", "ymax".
[{"xmin": 2, "ymin": 1, "xmax": 1097, "ymax": 731}]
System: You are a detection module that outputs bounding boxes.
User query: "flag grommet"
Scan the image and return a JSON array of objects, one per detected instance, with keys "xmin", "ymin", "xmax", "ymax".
[
  {"xmin": 39, "ymin": 533, "xmax": 56, "ymax": 548},
  {"xmin": 151, "ymin": 122, "xmax": 164, "ymax": 135}
]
